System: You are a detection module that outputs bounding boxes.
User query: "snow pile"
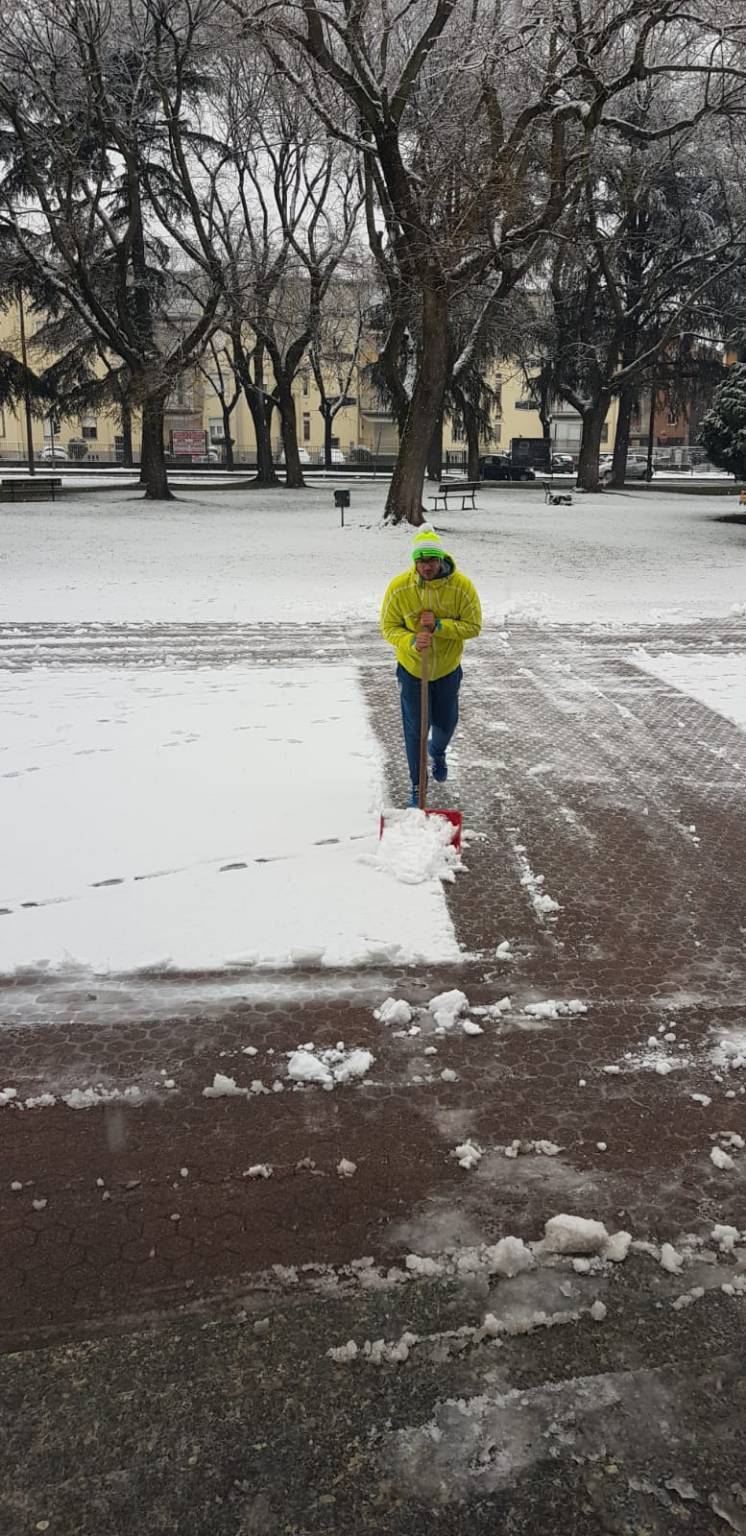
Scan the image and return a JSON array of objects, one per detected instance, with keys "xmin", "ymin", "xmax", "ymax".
[
  {"xmin": 502, "ymin": 1139, "xmax": 562, "ymax": 1159},
  {"xmin": 64, "ymin": 1084, "xmax": 142, "ymax": 1109},
  {"xmin": 287, "ymin": 1043, "xmax": 375, "ymax": 1089},
  {"xmin": 523, "ymin": 999, "xmax": 587, "ymax": 1020},
  {"xmin": 405, "ymin": 1254, "xmax": 445, "ymax": 1279},
  {"xmin": 711, "ymin": 1224, "xmax": 741, "ymax": 1253},
  {"xmin": 471, "ymin": 996, "xmax": 511, "ymax": 1021},
  {"xmin": 374, "ymin": 997, "xmax": 413, "ymax": 1027},
  {"xmin": 203, "ymin": 1073, "xmax": 248, "ymax": 1100},
  {"xmin": 660, "ymin": 1243, "xmax": 684, "ymax": 1275},
  {"xmin": 452, "ymin": 1139, "xmax": 483, "ymax": 1170},
  {"xmin": 367, "ymin": 809, "xmax": 461, "ymax": 885}
]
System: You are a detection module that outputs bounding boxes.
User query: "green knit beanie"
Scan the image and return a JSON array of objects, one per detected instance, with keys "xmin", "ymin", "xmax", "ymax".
[{"xmin": 411, "ymin": 523, "xmax": 446, "ymax": 562}]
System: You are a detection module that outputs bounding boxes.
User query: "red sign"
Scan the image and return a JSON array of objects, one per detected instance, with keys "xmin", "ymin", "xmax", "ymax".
[{"xmin": 171, "ymin": 429, "xmax": 207, "ymax": 455}]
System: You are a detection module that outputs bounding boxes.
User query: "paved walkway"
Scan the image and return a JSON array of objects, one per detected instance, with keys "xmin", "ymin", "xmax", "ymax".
[{"xmin": 2, "ymin": 620, "xmax": 746, "ymax": 1534}]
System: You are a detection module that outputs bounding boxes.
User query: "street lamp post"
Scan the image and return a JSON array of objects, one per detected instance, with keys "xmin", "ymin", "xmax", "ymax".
[{"xmin": 16, "ymin": 286, "xmax": 35, "ymax": 475}]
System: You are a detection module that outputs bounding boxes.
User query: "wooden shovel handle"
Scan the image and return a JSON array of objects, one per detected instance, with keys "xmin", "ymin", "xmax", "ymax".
[{"xmin": 418, "ymin": 639, "xmax": 429, "ymax": 809}]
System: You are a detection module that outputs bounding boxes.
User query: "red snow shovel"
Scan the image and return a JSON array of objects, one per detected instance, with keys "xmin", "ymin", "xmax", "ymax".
[{"xmin": 380, "ymin": 635, "xmax": 462, "ymax": 850}]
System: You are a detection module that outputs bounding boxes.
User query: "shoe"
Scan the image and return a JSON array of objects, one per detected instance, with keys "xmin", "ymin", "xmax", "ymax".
[
  {"xmin": 429, "ymin": 746, "xmax": 448, "ymax": 782},
  {"xmin": 408, "ymin": 777, "xmax": 428, "ymax": 807}
]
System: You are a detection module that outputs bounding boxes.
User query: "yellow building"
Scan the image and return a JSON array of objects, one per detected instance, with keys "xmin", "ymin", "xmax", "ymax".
[{"xmin": 0, "ymin": 299, "xmax": 617, "ymax": 466}]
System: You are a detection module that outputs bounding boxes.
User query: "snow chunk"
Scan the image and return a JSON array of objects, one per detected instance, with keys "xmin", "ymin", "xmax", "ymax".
[
  {"xmin": 374, "ymin": 997, "xmax": 413, "ymax": 1027},
  {"xmin": 660, "ymin": 1243, "xmax": 684, "ymax": 1274},
  {"xmin": 287, "ymin": 1050, "xmax": 332, "ymax": 1087},
  {"xmin": 523, "ymin": 999, "xmax": 587, "ymax": 1019},
  {"xmin": 24, "ymin": 1093, "xmax": 57, "ymax": 1109},
  {"xmin": 543, "ymin": 1214, "xmax": 609, "ymax": 1255},
  {"xmin": 496, "ymin": 941, "xmax": 514, "ymax": 960},
  {"xmin": 32, "ymin": 1198, "xmax": 48, "ymax": 1211},
  {"xmin": 484, "ymin": 1236, "xmax": 535, "ymax": 1279},
  {"xmin": 333, "ymin": 1049, "xmax": 374, "ymax": 1084},
  {"xmin": 691, "ymin": 1093, "xmax": 711, "ymax": 1106},
  {"xmin": 590, "ymin": 1300, "xmax": 607, "ymax": 1322},
  {"xmin": 429, "ymin": 989, "xmax": 469, "ymax": 1030},
  {"xmin": 244, "ymin": 1164, "xmax": 272, "ymax": 1180},
  {"xmin": 202, "ymin": 1073, "xmax": 248, "ymax": 1099},
  {"xmin": 711, "ymin": 1224, "xmax": 740, "ymax": 1253},
  {"xmin": 327, "ymin": 1340, "xmax": 358, "ymax": 1364},
  {"xmin": 710, "ymin": 1146, "xmax": 735, "ymax": 1171},
  {"xmin": 452, "ymin": 1139, "xmax": 483, "ymax": 1170},
  {"xmin": 462, "ymin": 1018, "xmax": 483, "ymax": 1036},
  {"xmin": 337, "ymin": 1159, "xmax": 357, "ymax": 1178},
  {"xmin": 0, "ymin": 1087, "xmax": 18, "ymax": 1106},
  {"xmin": 440, "ymin": 1068, "xmax": 458, "ymax": 1083},
  {"xmin": 602, "ymin": 1231, "xmax": 632, "ymax": 1264},
  {"xmin": 405, "ymin": 1254, "xmax": 444, "ymax": 1279}
]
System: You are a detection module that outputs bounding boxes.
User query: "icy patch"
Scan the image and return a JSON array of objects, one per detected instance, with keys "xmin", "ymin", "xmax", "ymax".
[{"xmin": 367, "ymin": 809, "xmax": 461, "ymax": 885}]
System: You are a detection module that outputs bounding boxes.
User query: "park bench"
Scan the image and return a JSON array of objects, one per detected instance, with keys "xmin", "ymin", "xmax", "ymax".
[
  {"xmin": 428, "ymin": 479, "xmax": 479, "ymax": 512},
  {"xmin": 1, "ymin": 476, "xmax": 62, "ymax": 503},
  {"xmin": 543, "ymin": 480, "xmax": 573, "ymax": 506}
]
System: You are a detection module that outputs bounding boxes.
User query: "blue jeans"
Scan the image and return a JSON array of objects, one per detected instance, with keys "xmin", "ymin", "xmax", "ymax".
[{"xmin": 396, "ymin": 663, "xmax": 462, "ymax": 786}]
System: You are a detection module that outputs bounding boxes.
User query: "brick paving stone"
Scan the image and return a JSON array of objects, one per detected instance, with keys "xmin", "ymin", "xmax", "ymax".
[{"xmin": 1, "ymin": 620, "xmax": 746, "ymax": 1352}]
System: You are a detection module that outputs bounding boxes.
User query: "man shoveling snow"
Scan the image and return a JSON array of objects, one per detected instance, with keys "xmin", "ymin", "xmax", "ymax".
[{"xmin": 380, "ymin": 524, "xmax": 482, "ymax": 806}]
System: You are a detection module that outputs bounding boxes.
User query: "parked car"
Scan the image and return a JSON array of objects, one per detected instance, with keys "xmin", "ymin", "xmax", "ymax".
[
  {"xmin": 329, "ymin": 448, "xmax": 345, "ymax": 464},
  {"xmin": 279, "ymin": 447, "xmax": 311, "ymax": 465},
  {"xmin": 37, "ymin": 445, "xmax": 69, "ymax": 463},
  {"xmin": 479, "ymin": 453, "xmax": 536, "ymax": 482},
  {"xmin": 600, "ymin": 454, "xmax": 652, "ymax": 482},
  {"xmin": 551, "ymin": 452, "xmax": 574, "ymax": 472}
]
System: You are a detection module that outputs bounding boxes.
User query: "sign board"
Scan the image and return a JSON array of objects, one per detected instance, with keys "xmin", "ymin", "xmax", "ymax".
[
  {"xmin": 171, "ymin": 429, "xmax": 207, "ymax": 456},
  {"xmin": 511, "ymin": 436, "xmax": 551, "ymax": 471}
]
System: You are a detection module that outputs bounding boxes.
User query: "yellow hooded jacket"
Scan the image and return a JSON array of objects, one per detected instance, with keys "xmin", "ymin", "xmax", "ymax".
[{"xmin": 380, "ymin": 553, "xmax": 482, "ymax": 681}]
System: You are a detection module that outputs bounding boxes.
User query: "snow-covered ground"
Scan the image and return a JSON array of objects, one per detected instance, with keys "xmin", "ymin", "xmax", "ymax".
[
  {"xmin": 0, "ymin": 664, "xmax": 463, "ymax": 976},
  {"xmin": 2, "ymin": 482, "xmax": 746, "ymax": 980},
  {"xmin": 2, "ymin": 481, "xmax": 745, "ymax": 625},
  {"xmin": 633, "ymin": 651, "xmax": 746, "ymax": 731}
]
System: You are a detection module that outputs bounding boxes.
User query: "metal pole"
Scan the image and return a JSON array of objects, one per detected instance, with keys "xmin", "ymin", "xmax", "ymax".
[
  {"xmin": 17, "ymin": 286, "xmax": 35, "ymax": 475},
  {"xmin": 646, "ymin": 380, "xmax": 656, "ymax": 483}
]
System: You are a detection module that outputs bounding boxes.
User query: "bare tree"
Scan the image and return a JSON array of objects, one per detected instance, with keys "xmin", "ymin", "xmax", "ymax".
[{"xmin": 241, "ymin": 0, "xmax": 746, "ymax": 522}]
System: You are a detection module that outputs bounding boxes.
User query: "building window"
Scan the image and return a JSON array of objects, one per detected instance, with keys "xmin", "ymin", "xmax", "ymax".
[
  {"xmin": 601, "ymin": 425, "xmax": 609, "ymax": 443},
  {"xmin": 515, "ymin": 399, "xmax": 535, "ymax": 411},
  {"xmin": 208, "ymin": 417, "xmax": 224, "ymax": 443},
  {"xmin": 80, "ymin": 415, "xmax": 98, "ymax": 440},
  {"xmin": 302, "ymin": 371, "xmax": 309, "ymax": 396},
  {"xmin": 667, "ymin": 409, "xmax": 678, "ymax": 426},
  {"xmin": 0, "ymin": 409, "xmax": 5, "ymax": 437},
  {"xmin": 302, "ymin": 413, "xmax": 311, "ymax": 442}
]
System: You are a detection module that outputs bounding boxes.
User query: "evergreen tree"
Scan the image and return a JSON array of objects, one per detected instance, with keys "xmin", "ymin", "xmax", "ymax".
[{"xmin": 699, "ymin": 364, "xmax": 746, "ymax": 480}]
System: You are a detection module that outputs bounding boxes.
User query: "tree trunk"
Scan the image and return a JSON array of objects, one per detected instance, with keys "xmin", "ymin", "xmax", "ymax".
[
  {"xmin": 233, "ymin": 331, "xmax": 278, "ymax": 485},
  {"xmin": 221, "ymin": 403, "xmax": 234, "ymax": 470},
  {"xmin": 385, "ymin": 285, "xmax": 449, "ymax": 525},
  {"xmin": 276, "ymin": 375, "xmax": 305, "ymax": 488},
  {"xmin": 426, "ymin": 410, "xmax": 443, "ymax": 481},
  {"xmin": 463, "ymin": 402, "xmax": 480, "ymax": 482},
  {"xmin": 324, "ymin": 406, "xmax": 333, "ymax": 470},
  {"xmin": 610, "ymin": 385, "xmax": 633, "ymax": 488},
  {"xmin": 139, "ymin": 392, "xmax": 172, "ymax": 500},
  {"xmin": 120, "ymin": 401, "xmax": 133, "ymax": 467},
  {"xmin": 576, "ymin": 399, "xmax": 610, "ymax": 491}
]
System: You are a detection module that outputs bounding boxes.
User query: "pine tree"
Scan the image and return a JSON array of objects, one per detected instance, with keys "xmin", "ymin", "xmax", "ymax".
[{"xmin": 699, "ymin": 366, "xmax": 746, "ymax": 481}]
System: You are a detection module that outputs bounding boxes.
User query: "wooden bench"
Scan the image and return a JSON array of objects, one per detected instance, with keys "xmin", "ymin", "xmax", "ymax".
[
  {"xmin": 429, "ymin": 479, "xmax": 478, "ymax": 512},
  {"xmin": 543, "ymin": 480, "xmax": 573, "ymax": 506},
  {"xmin": 1, "ymin": 476, "xmax": 63, "ymax": 502}
]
